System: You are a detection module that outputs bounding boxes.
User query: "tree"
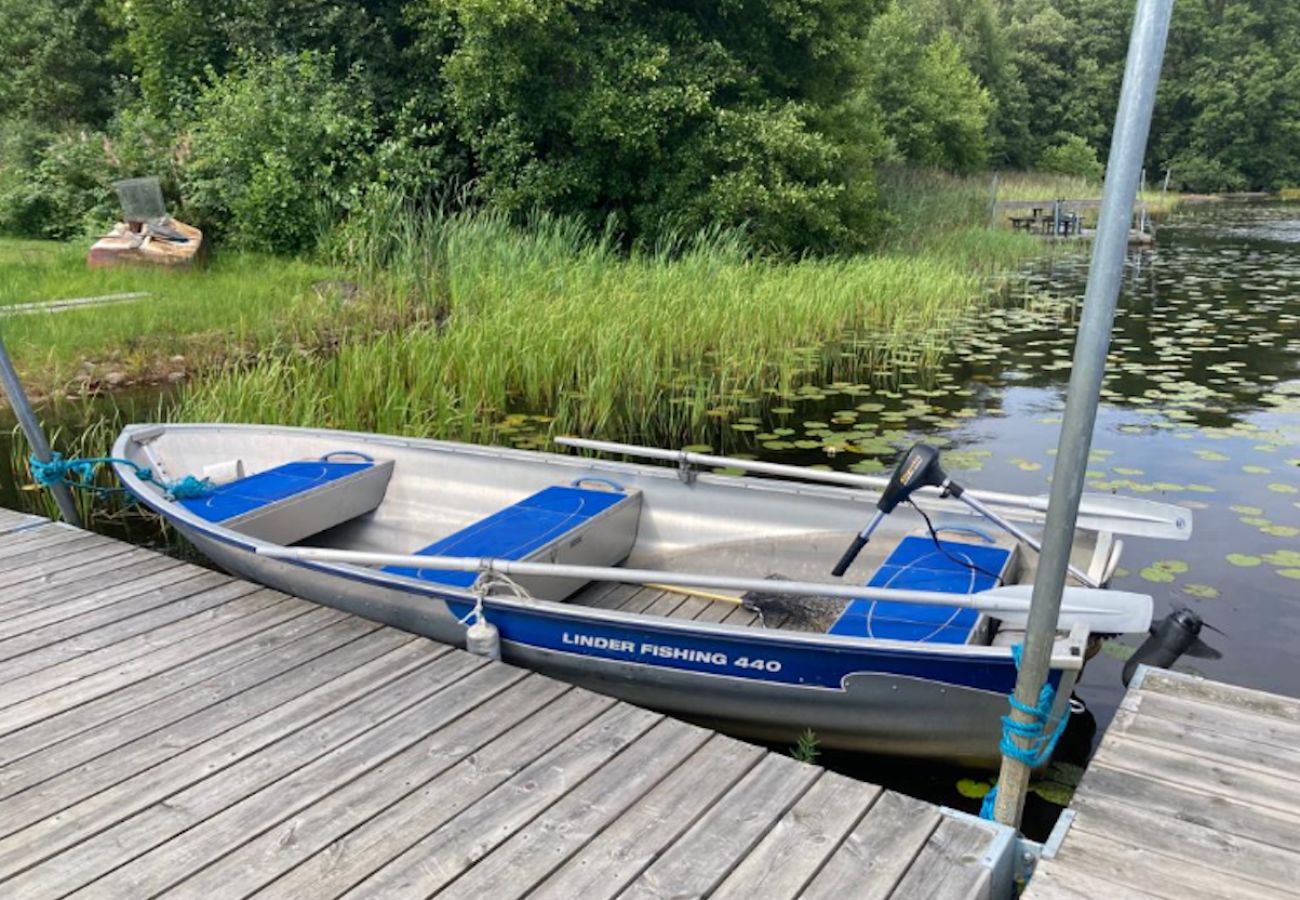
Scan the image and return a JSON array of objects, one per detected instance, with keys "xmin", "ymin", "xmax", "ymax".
[
  {"xmin": 413, "ymin": 0, "xmax": 891, "ymax": 252},
  {"xmin": 865, "ymin": 4, "xmax": 992, "ymax": 172},
  {"xmin": 0, "ymin": 0, "xmax": 123, "ymax": 129}
]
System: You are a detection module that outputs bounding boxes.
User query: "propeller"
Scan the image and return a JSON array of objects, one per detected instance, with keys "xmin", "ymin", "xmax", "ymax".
[{"xmin": 1121, "ymin": 607, "xmax": 1223, "ymax": 685}]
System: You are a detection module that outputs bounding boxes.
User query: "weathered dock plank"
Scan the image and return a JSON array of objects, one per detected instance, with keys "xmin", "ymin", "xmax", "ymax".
[
  {"xmin": 1025, "ymin": 667, "xmax": 1300, "ymax": 899},
  {"xmin": 0, "ymin": 514, "xmax": 1011, "ymax": 898}
]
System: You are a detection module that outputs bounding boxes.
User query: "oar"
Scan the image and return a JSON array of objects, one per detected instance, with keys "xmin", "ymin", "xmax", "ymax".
[
  {"xmin": 554, "ymin": 437, "xmax": 1192, "ymax": 541},
  {"xmin": 256, "ymin": 546, "xmax": 1154, "ymax": 634}
]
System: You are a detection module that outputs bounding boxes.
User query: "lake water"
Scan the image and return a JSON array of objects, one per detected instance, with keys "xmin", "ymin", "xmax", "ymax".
[
  {"xmin": 730, "ymin": 201, "xmax": 1299, "ymax": 709},
  {"xmin": 705, "ymin": 201, "xmax": 1299, "ymax": 828},
  {"xmin": 3, "ymin": 200, "xmax": 1296, "ymax": 834}
]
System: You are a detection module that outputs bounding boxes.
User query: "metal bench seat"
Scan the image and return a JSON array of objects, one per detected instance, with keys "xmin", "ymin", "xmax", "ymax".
[
  {"xmin": 828, "ymin": 536, "xmax": 1013, "ymax": 644},
  {"xmin": 180, "ymin": 455, "xmax": 394, "ymax": 544},
  {"xmin": 383, "ymin": 484, "xmax": 642, "ymax": 601}
]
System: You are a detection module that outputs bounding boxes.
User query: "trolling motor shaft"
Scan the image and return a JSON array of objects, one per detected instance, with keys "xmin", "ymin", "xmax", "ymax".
[
  {"xmin": 831, "ymin": 445, "xmax": 946, "ymax": 576},
  {"xmin": 830, "ymin": 444, "xmax": 1100, "ymax": 588}
]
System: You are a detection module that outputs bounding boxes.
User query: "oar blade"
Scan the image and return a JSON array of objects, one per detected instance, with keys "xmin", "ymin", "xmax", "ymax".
[
  {"xmin": 984, "ymin": 584, "xmax": 1153, "ymax": 634},
  {"xmin": 1058, "ymin": 495, "xmax": 1192, "ymax": 541}
]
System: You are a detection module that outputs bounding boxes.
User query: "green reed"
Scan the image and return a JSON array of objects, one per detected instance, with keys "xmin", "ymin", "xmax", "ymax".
[{"xmin": 178, "ymin": 196, "xmax": 1040, "ymax": 446}]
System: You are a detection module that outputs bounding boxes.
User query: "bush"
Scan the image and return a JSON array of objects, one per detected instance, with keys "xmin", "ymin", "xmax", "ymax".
[
  {"xmin": 1166, "ymin": 151, "xmax": 1248, "ymax": 194},
  {"xmin": 181, "ymin": 52, "xmax": 376, "ymax": 254},
  {"xmin": 1037, "ymin": 135, "xmax": 1103, "ymax": 180},
  {"xmin": 0, "ymin": 109, "xmax": 176, "ymax": 239}
]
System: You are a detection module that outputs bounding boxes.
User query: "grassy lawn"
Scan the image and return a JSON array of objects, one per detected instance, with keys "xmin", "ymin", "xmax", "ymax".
[{"xmin": 0, "ymin": 238, "xmax": 403, "ymax": 400}]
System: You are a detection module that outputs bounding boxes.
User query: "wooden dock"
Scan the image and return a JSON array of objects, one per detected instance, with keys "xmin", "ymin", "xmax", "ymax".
[
  {"xmin": 0, "ymin": 508, "xmax": 1015, "ymax": 899},
  {"xmin": 1026, "ymin": 667, "xmax": 1300, "ymax": 899}
]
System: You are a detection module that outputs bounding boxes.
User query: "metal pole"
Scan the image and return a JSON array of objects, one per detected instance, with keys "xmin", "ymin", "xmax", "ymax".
[
  {"xmin": 993, "ymin": 0, "xmax": 1172, "ymax": 828},
  {"xmin": 988, "ymin": 174, "xmax": 1000, "ymax": 227},
  {"xmin": 0, "ymin": 335, "xmax": 83, "ymax": 526}
]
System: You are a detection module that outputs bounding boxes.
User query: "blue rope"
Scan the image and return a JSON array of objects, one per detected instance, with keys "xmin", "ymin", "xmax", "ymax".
[
  {"xmin": 979, "ymin": 643, "xmax": 1072, "ymax": 820},
  {"xmin": 29, "ymin": 453, "xmax": 212, "ymax": 501}
]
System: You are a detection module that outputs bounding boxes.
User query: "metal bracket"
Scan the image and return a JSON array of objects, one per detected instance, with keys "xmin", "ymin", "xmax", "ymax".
[
  {"xmin": 1041, "ymin": 808, "xmax": 1076, "ymax": 860},
  {"xmin": 937, "ymin": 805, "xmax": 1074, "ymax": 896},
  {"xmin": 937, "ymin": 807, "xmax": 1020, "ymax": 899},
  {"xmin": 677, "ymin": 452, "xmax": 697, "ymax": 485}
]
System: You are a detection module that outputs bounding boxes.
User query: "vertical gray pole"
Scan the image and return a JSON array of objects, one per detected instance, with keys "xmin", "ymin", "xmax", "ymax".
[
  {"xmin": 988, "ymin": 174, "xmax": 1000, "ymax": 227},
  {"xmin": 0, "ymin": 335, "xmax": 83, "ymax": 527},
  {"xmin": 993, "ymin": 0, "xmax": 1172, "ymax": 829}
]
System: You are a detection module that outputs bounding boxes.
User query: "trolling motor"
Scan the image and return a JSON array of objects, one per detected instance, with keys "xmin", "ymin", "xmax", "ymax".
[
  {"xmin": 831, "ymin": 445, "xmax": 946, "ymax": 576},
  {"xmin": 830, "ymin": 443, "xmax": 1099, "ymax": 587},
  {"xmin": 1122, "ymin": 607, "xmax": 1222, "ymax": 685}
]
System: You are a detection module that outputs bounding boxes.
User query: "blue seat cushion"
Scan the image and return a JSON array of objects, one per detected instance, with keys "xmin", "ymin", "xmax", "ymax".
[
  {"xmin": 180, "ymin": 460, "xmax": 372, "ymax": 523},
  {"xmin": 828, "ymin": 536, "xmax": 1010, "ymax": 644},
  {"xmin": 383, "ymin": 485, "xmax": 627, "ymax": 588}
]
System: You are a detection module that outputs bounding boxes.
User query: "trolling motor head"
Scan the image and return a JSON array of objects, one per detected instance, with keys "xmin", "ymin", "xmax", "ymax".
[
  {"xmin": 877, "ymin": 444, "xmax": 951, "ymax": 513},
  {"xmin": 1121, "ymin": 607, "xmax": 1222, "ymax": 686},
  {"xmin": 831, "ymin": 443, "xmax": 951, "ymax": 576}
]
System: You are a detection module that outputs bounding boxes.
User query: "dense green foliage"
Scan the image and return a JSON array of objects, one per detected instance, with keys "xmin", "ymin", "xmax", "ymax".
[{"xmin": 1, "ymin": 0, "xmax": 1297, "ymax": 251}]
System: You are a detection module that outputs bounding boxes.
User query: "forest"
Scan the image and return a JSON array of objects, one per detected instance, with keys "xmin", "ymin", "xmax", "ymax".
[{"xmin": 1, "ymin": 0, "xmax": 1297, "ymax": 255}]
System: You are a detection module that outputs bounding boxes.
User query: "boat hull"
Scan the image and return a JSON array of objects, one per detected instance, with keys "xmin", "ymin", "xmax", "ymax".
[
  {"xmin": 114, "ymin": 423, "xmax": 1086, "ymax": 766},
  {"xmin": 180, "ymin": 520, "xmax": 1076, "ymax": 766}
]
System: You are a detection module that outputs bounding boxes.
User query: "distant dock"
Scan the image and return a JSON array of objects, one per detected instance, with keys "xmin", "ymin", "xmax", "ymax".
[
  {"xmin": 0, "ymin": 509, "xmax": 1014, "ymax": 899},
  {"xmin": 991, "ymin": 198, "xmax": 1154, "ymax": 243}
]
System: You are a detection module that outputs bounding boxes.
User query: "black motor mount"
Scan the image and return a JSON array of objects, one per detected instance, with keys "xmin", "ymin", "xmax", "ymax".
[{"xmin": 1122, "ymin": 607, "xmax": 1222, "ymax": 686}]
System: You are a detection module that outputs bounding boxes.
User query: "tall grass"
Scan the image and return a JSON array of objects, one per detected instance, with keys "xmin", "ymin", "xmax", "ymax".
[
  {"xmin": 179, "ymin": 199, "xmax": 1040, "ymax": 444},
  {"xmin": 993, "ymin": 170, "xmax": 1178, "ymax": 216}
]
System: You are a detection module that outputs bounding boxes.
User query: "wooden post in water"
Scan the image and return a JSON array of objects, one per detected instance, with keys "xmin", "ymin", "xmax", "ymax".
[
  {"xmin": 0, "ymin": 335, "xmax": 82, "ymax": 526},
  {"xmin": 992, "ymin": 0, "xmax": 1173, "ymax": 829}
]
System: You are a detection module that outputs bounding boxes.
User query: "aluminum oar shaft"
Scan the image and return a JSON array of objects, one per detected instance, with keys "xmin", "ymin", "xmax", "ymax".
[
  {"xmin": 254, "ymin": 546, "xmax": 1152, "ymax": 632},
  {"xmin": 555, "ymin": 436, "xmax": 1191, "ymax": 539}
]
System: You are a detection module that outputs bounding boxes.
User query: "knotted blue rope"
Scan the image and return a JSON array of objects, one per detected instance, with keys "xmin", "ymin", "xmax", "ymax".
[
  {"xmin": 29, "ymin": 453, "xmax": 211, "ymax": 500},
  {"xmin": 979, "ymin": 643, "xmax": 1072, "ymax": 820}
]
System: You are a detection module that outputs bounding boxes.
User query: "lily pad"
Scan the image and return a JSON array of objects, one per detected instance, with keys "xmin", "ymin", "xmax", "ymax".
[
  {"xmin": 1028, "ymin": 781, "xmax": 1075, "ymax": 806},
  {"xmin": 1182, "ymin": 583, "xmax": 1219, "ymax": 599},
  {"xmin": 1226, "ymin": 553, "xmax": 1263, "ymax": 567},
  {"xmin": 1278, "ymin": 569, "xmax": 1300, "ymax": 580},
  {"xmin": 955, "ymin": 778, "xmax": 992, "ymax": 799},
  {"xmin": 1100, "ymin": 639, "xmax": 1137, "ymax": 661},
  {"xmin": 1262, "ymin": 525, "xmax": 1300, "ymax": 538},
  {"xmin": 1140, "ymin": 566, "xmax": 1176, "ymax": 583},
  {"xmin": 1267, "ymin": 483, "xmax": 1298, "ymax": 494}
]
